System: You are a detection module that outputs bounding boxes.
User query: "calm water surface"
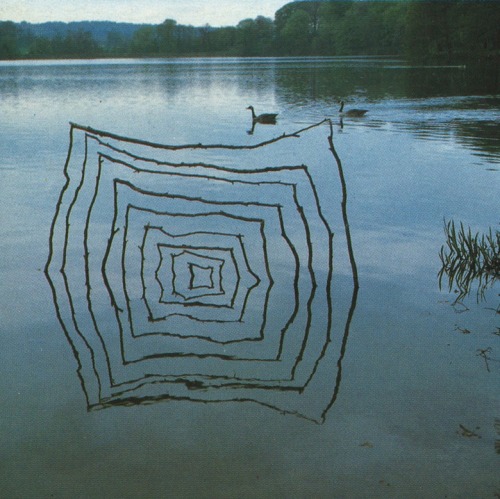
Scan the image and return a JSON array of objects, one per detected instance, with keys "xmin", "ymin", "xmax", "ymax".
[{"xmin": 1, "ymin": 57, "xmax": 499, "ymax": 498}]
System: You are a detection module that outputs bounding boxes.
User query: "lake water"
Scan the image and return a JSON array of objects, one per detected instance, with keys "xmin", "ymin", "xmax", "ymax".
[{"xmin": 0, "ymin": 57, "xmax": 499, "ymax": 498}]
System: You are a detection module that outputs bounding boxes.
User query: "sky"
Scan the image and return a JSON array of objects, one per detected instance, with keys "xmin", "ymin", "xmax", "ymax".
[{"xmin": 0, "ymin": 0, "xmax": 290, "ymax": 26}]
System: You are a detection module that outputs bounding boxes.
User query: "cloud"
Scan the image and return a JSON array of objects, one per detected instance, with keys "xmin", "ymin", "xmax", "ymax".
[{"xmin": 1, "ymin": 0, "xmax": 287, "ymax": 25}]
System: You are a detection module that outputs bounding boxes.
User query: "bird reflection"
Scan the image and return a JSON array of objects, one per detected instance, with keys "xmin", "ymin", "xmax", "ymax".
[
  {"xmin": 247, "ymin": 105, "xmax": 278, "ymax": 124},
  {"xmin": 247, "ymin": 105, "xmax": 278, "ymax": 135},
  {"xmin": 339, "ymin": 100, "xmax": 368, "ymax": 117}
]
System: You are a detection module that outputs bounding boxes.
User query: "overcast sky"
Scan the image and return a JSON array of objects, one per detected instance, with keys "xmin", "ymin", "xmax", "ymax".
[{"xmin": 1, "ymin": 0, "xmax": 290, "ymax": 26}]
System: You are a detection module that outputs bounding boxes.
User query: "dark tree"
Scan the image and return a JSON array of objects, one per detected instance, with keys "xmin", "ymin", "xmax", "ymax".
[
  {"xmin": 405, "ymin": 2, "xmax": 452, "ymax": 61},
  {"xmin": 157, "ymin": 19, "xmax": 178, "ymax": 55},
  {"xmin": 130, "ymin": 26, "xmax": 159, "ymax": 55},
  {"xmin": 106, "ymin": 30, "xmax": 130, "ymax": 56},
  {"xmin": 0, "ymin": 21, "xmax": 19, "ymax": 59},
  {"xmin": 277, "ymin": 9, "xmax": 314, "ymax": 55},
  {"xmin": 316, "ymin": 2, "xmax": 353, "ymax": 55},
  {"xmin": 236, "ymin": 16, "xmax": 274, "ymax": 56},
  {"xmin": 2, "ymin": 1, "xmax": 499, "ymax": 61}
]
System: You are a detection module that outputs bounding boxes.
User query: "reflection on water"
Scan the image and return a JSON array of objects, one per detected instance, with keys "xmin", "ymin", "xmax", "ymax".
[
  {"xmin": 364, "ymin": 97, "xmax": 500, "ymax": 165},
  {"xmin": 2, "ymin": 57, "xmax": 499, "ymax": 497},
  {"xmin": 438, "ymin": 219, "xmax": 500, "ymax": 305},
  {"xmin": 45, "ymin": 120, "xmax": 358, "ymax": 423},
  {"xmin": 272, "ymin": 59, "xmax": 500, "ymax": 164},
  {"xmin": 1, "ymin": 58, "xmax": 498, "ymax": 164}
]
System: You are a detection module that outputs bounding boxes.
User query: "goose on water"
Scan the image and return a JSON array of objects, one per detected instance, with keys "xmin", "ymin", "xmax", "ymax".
[
  {"xmin": 247, "ymin": 106, "xmax": 278, "ymax": 124},
  {"xmin": 339, "ymin": 100, "xmax": 368, "ymax": 117}
]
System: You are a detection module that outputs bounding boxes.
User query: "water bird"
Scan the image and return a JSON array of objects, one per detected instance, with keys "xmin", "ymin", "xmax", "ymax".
[
  {"xmin": 247, "ymin": 106, "xmax": 278, "ymax": 124},
  {"xmin": 338, "ymin": 100, "xmax": 368, "ymax": 117}
]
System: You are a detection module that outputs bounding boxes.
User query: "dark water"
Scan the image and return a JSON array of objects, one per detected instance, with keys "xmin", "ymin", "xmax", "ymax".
[{"xmin": 1, "ymin": 57, "xmax": 499, "ymax": 498}]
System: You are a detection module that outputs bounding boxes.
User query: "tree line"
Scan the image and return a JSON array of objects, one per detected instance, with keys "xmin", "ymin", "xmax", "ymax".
[{"xmin": 1, "ymin": 1, "xmax": 499, "ymax": 61}]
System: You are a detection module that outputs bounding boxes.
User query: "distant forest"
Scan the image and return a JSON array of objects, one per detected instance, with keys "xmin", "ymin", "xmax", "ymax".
[{"xmin": 1, "ymin": 1, "xmax": 499, "ymax": 62}]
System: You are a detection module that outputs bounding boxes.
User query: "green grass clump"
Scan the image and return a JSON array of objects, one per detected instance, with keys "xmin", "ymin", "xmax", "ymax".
[{"xmin": 438, "ymin": 220, "xmax": 500, "ymax": 303}]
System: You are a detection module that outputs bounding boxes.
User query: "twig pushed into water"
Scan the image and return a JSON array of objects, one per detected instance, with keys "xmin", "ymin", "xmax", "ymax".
[
  {"xmin": 477, "ymin": 347, "xmax": 494, "ymax": 372},
  {"xmin": 457, "ymin": 424, "xmax": 481, "ymax": 438},
  {"xmin": 454, "ymin": 325, "xmax": 472, "ymax": 335},
  {"xmin": 452, "ymin": 300, "xmax": 470, "ymax": 314}
]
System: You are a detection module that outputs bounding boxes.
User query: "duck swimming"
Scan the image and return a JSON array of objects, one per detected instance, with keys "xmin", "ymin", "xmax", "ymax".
[
  {"xmin": 339, "ymin": 100, "xmax": 368, "ymax": 117},
  {"xmin": 247, "ymin": 106, "xmax": 278, "ymax": 124}
]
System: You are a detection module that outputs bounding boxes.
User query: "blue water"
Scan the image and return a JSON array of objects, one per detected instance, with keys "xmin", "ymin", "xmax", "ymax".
[{"xmin": 0, "ymin": 57, "xmax": 499, "ymax": 498}]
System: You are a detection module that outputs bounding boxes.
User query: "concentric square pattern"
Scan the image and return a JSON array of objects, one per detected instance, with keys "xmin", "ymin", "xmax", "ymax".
[{"xmin": 46, "ymin": 121, "xmax": 355, "ymax": 423}]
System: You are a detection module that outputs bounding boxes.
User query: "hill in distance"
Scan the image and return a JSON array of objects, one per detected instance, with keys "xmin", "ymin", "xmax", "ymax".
[{"xmin": 17, "ymin": 20, "xmax": 152, "ymax": 44}]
